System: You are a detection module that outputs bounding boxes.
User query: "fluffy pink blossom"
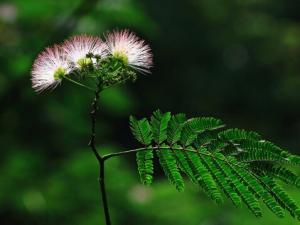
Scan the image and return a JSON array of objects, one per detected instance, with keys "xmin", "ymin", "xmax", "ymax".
[
  {"xmin": 106, "ymin": 30, "xmax": 153, "ymax": 73},
  {"xmin": 31, "ymin": 45, "xmax": 69, "ymax": 93},
  {"xmin": 62, "ymin": 34, "xmax": 107, "ymax": 68}
]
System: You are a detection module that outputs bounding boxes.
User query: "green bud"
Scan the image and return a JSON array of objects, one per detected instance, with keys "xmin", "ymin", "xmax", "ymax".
[
  {"xmin": 89, "ymin": 54, "xmax": 137, "ymax": 88},
  {"xmin": 112, "ymin": 51, "xmax": 129, "ymax": 65},
  {"xmin": 54, "ymin": 67, "xmax": 66, "ymax": 80},
  {"xmin": 77, "ymin": 57, "xmax": 93, "ymax": 68}
]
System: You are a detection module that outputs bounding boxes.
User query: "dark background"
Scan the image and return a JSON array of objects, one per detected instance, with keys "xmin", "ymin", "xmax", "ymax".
[{"xmin": 1, "ymin": 0, "xmax": 300, "ymax": 224}]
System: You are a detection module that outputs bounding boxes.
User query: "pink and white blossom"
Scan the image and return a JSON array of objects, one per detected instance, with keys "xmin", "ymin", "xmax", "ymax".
[
  {"xmin": 31, "ymin": 45, "xmax": 69, "ymax": 93},
  {"xmin": 106, "ymin": 30, "xmax": 153, "ymax": 73},
  {"xmin": 62, "ymin": 34, "xmax": 107, "ymax": 68}
]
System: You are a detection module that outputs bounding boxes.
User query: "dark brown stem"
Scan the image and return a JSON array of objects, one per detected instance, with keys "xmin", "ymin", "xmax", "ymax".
[
  {"xmin": 99, "ymin": 159, "xmax": 111, "ymax": 225},
  {"xmin": 88, "ymin": 78, "xmax": 112, "ymax": 225},
  {"xmin": 88, "ymin": 80, "xmax": 102, "ymax": 162}
]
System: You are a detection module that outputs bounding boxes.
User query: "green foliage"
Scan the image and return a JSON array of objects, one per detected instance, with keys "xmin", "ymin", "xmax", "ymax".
[
  {"xmin": 130, "ymin": 116, "xmax": 154, "ymax": 185},
  {"xmin": 136, "ymin": 149, "xmax": 154, "ymax": 185},
  {"xmin": 157, "ymin": 144, "xmax": 185, "ymax": 191},
  {"xmin": 100, "ymin": 56, "xmax": 137, "ymax": 87},
  {"xmin": 150, "ymin": 110, "xmax": 171, "ymax": 144},
  {"xmin": 5, "ymin": 0, "xmax": 300, "ymax": 224},
  {"xmin": 129, "ymin": 110, "xmax": 300, "ymax": 220}
]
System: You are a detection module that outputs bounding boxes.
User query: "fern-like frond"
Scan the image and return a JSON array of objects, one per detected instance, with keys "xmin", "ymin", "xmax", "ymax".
[
  {"xmin": 167, "ymin": 113, "xmax": 186, "ymax": 144},
  {"xmin": 258, "ymin": 164, "xmax": 300, "ymax": 188},
  {"xmin": 271, "ymin": 167, "xmax": 300, "ymax": 188},
  {"xmin": 214, "ymin": 155, "xmax": 262, "ymax": 217},
  {"xmin": 136, "ymin": 149, "xmax": 154, "ymax": 185},
  {"xmin": 170, "ymin": 144, "xmax": 196, "ymax": 183},
  {"xmin": 129, "ymin": 110, "xmax": 300, "ymax": 220},
  {"xmin": 194, "ymin": 130, "xmax": 219, "ymax": 147},
  {"xmin": 150, "ymin": 110, "xmax": 171, "ymax": 144},
  {"xmin": 186, "ymin": 117, "xmax": 225, "ymax": 132},
  {"xmin": 157, "ymin": 144, "xmax": 185, "ymax": 191},
  {"xmin": 237, "ymin": 151, "xmax": 289, "ymax": 164},
  {"xmin": 238, "ymin": 140, "xmax": 289, "ymax": 157},
  {"xmin": 226, "ymin": 157, "xmax": 284, "ymax": 217},
  {"xmin": 150, "ymin": 111, "xmax": 185, "ymax": 190},
  {"xmin": 180, "ymin": 117, "xmax": 224, "ymax": 147},
  {"xmin": 186, "ymin": 148, "xmax": 223, "ymax": 204},
  {"xmin": 260, "ymin": 175, "xmax": 300, "ymax": 219},
  {"xmin": 219, "ymin": 128, "xmax": 261, "ymax": 141},
  {"xmin": 129, "ymin": 116, "xmax": 152, "ymax": 145},
  {"xmin": 130, "ymin": 116, "xmax": 154, "ymax": 184}
]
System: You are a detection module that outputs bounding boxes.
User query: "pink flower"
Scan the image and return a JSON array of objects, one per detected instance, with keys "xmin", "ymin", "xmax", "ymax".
[
  {"xmin": 106, "ymin": 30, "xmax": 153, "ymax": 73},
  {"xmin": 31, "ymin": 45, "xmax": 69, "ymax": 93},
  {"xmin": 62, "ymin": 34, "xmax": 107, "ymax": 68}
]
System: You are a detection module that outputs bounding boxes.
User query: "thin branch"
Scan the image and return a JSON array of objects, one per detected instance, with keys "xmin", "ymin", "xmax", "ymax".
[
  {"xmin": 101, "ymin": 147, "xmax": 200, "ymax": 161},
  {"xmin": 65, "ymin": 76, "xmax": 96, "ymax": 91},
  {"xmin": 87, "ymin": 78, "xmax": 112, "ymax": 225},
  {"xmin": 99, "ymin": 159, "xmax": 111, "ymax": 225},
  {"xmin": 103, "ymin": 147, "xmax": 151, "ymax": 161},
  {"xmin": 103, "ymin": 146, "xmax": 224, "ymax": 163},
  {"xmin": 88, "ymin": 79, "xmax": 102, "ymax": 162}
]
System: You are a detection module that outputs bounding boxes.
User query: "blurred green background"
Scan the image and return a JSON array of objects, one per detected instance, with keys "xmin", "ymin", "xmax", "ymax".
[{"xmin": 1, "ymin": 0, "xmax": 300, "ymax": 224}]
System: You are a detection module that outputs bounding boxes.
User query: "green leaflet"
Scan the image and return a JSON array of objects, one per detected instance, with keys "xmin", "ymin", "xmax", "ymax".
[
  {"xmin": 198, "ymin": 144, "xmax": 242, "ymax": 207},
  {"xmin": 289, "ymin": 155, "xmax": 300, "ymax": 164},
  {"xmin": 261, "ymin": 175, "xmax": 300, "ymax": 219},
  {"xmin": 230, "ymin": 139, "xmax": 300, "ymax": 165},
  {"xmin": 167, "ymin": 113, "xmax": 186, "ymax": 144},
  {"xmin": 180, "ymin": 124, "xmax": 197, "ymax": 146},
  {"xmin": 209, "ymin": 152, "xmax": 242, "ymax": 207},
  {"xmin": 129, "ymin": 110, "xmax": 300, "ymax": 220},
  {"xmin": 186, "ymin": 147, "xmax": 223, "ymax": 204},
  {"xmin": 194, "ymin": 130, "xmax": 219, "ymax": 148},
  {"xmin": 151, "ymin": 110, "xmax": 171, "ymax": 144},
  {"xmin": 219, "ymin": 128, "xmax": 261, "ymax": 141},
  {"xmin": 226, "ymin": 157, "xmax": 284, "ymax": 217},
  {"xmin": 129, "ymin": 116, "xmax": 152, "ymax": 145},
  {"xmin": 171, "ymin": 144, "xmax": 196, "ymax": 183},
  {"xmin": 157, "ymin": 144, "xmax": 185, "ymax": 191},
  {"xmin": 151, "ymin": 111, "xmax": 184, "ymax": 190},
  {"xmin": 238, "ymin": 139, "xmax": 289, "ymax": 157},
  {"xmin": 267, "ymin": 166, "xmax": 300, "ymax": 188},
  {"xmin": 136, "ymin": 148, "xmax": 154, "ymax": 185},
  {"xmin": 186, "ymin": 117, "xmax": 224, "ymax": 132},
  {"xmin": 214, "ymin": 155, "xmax": 262, "ymax": 217},
  {"xmin": 130, "ymin": 116, "xmax": 154, "ymax": 184},
  {"xmin": 180, "ymin": 117, "xmax": 224, "ymax": 147},
  {"xmin": 237, "ymin": 151, "xmax": 289, "ymax": 164},
  {"xmin": 237, "ymin": 139, "xmax": 290, "ymax": 158}
]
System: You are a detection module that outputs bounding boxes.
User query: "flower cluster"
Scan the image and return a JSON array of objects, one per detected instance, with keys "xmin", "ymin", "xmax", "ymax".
[{"xmin": 31, "ymin": 30, "xmax": 153, "ymax": 93}]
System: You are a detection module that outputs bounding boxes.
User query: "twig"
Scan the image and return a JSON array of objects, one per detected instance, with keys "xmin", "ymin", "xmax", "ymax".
[
  {"xmin": 88, "ymin": 78, "xmax": 112, "ymax": 225},
  {"xmin": 102, "ymin": 146, "xmax": 199, "ymax": 161},
  {"xmin": 99, "ymin": 159, "xmax": 111, "ymax": 225},
  {"xmin": 102, "ymin": 146, "xmax": 248, "ymax": 170},
  {"xmin": 65, "ymin": 76, "xmax": 96, "ymax": 91},
  {"xmin": 88, "ymin": 79, "xmax": 102, "ymax": 162}
]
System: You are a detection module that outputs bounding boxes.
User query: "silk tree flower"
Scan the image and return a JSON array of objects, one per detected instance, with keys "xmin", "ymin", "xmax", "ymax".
[
  {"xmin": 105, "ymin": 30, "xmax": 153, "ymax": 73},
  {"xmin": 62, "ymin": 34, "xmax": 107, "ymax": 69},
  {"xmin": 31, "ymin": 45, "xmax": 70, "ymax": 93}
]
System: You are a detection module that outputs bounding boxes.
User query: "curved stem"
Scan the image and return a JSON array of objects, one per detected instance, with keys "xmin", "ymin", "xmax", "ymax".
[
  {"xmin": 102, "ymin": 146, "xmax": 246, "ymax": 169},
  {"xmin": 88, "ymin": 78, "xmax": 112, "ymax": 225},
  {"xmin": 99, "ymin": 159, "xmax": 111, "ymax": 225},
  {"xmin": 103, "ymin": 147, "xmax": 148, "ymax": 161},
  {"xmin": 102, "ymin": 146, "xmax": 199, "ymax": 161},
  {"xmin": 88, "ymin": 80, "xmax": 102, "ymax": 162},
  {"xmin": 65, "ymin": 76, "xmax": 95, "ymax": 91}
]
